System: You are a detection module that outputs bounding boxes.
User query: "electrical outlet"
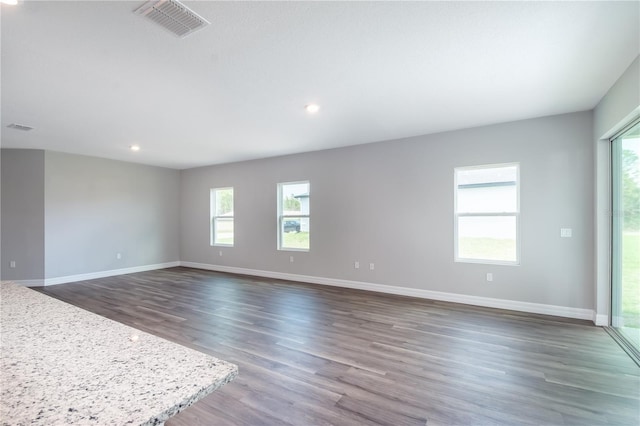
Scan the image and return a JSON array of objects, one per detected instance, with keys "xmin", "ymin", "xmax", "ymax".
[
  {"xmin": 290, "ymin": 256, "xmax": 294, "ymax": 263},
  {"xmin": 219, "ymin": 251, "xmax": 223, "ymax": 257},
  {"xmin": 369, "ymin": 263, "xmax": 375, "ymax": 270},
  {"xmin": 560, "ymin": 228, "xmax": 572, "ymax": 238},
  {"xmin": 486, "ymin": 273, "xmax": 493, "ymax": 282},
  {"xmin": 9, "ymin": 261, "xmax": 16, "ymax": 268},
  {"xmin": 116, "ymin": 253, "xmax": 122, "ymax": 260},
  {"xmin": 354, "ymin": 261, "xmax": 359, "ymax": 269}
]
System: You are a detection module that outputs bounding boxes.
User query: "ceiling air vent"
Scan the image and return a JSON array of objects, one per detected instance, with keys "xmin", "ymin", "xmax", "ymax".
[
  {"xmin": 7, "ymin": 123, "xmax": 34, "ymax": 131},
  {"xmin": 135, "ymin": 0, "xmax": 210, "ymax": 38}
]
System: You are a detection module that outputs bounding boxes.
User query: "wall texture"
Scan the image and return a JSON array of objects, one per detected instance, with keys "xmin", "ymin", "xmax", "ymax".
[
  {"xmin": 44, "ymin": 151, "xmax": 180, "ymax": 279},
  {"xmin": 181, "ymin": 111, "xmax": 594, "ymax": 312},
  {"xmin": 1, "ymin": 149, "xmax": 45, "ymax": 281}
]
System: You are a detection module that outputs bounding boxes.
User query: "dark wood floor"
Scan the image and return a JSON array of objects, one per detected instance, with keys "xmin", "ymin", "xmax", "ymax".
[{"xmin": 35, "ymin": 267, "xmax": 639, "ymax": 426}]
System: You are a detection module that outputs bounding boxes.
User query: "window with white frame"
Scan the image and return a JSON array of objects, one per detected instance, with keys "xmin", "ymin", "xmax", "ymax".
[
  {"xmin": 278, "ymin": 181, "xmax": 310, "ymax": 251},
  {"xmin": 211, "ymin": 187, "xmax": 234, "ymax": 246},
  {"xmin": 454, "ymin": 163, "xmax": 519, "ymax": 264}
]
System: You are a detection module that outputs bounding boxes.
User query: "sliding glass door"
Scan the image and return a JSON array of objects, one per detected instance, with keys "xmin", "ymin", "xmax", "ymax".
[{"xmin": 611, "ymin": 120, "xmax": 640, "ymax": 354}]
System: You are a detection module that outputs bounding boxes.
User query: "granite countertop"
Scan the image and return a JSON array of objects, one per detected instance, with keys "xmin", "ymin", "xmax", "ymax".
[{"xmin": 0, "ymin": 281, "xmax": 238, "ymax": 425}]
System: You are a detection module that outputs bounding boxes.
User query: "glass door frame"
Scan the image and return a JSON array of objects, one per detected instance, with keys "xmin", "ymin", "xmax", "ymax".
[{"xmin": 608, "ymin": 117, "xmax": 640, "ymax": 366}]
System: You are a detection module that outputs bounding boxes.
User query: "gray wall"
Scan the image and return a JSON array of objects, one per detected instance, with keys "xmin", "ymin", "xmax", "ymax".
[
  {"xmin": 594, "ymin": 56, "xmax": 639, "ymax": 140},
  {"xmin": 181, "ymin": 111, "xmax": 594, "ymax": 310},
  {"xmin": 593, "ymin": 55, "xmax": 640, "ymax": 323},
  {"xmin": 44, "ymin": 151, "xmax": 180, "ymax": 279},
  {"xmin": 0, "ymin": 149, "xmax": 180, "ymax": 281},
  {"xmin": 1, "ymin": 149, "xmax": 45, "ymax": 281}
]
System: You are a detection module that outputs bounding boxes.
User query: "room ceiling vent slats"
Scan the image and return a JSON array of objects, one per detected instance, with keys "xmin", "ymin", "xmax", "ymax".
[
  {"xmin": 7, "ymin": 123, "xmax": 34, "ymax": 131},
  {"xmin": 135, "ymin": 0, "xmax": 209, "ymax": 38}
]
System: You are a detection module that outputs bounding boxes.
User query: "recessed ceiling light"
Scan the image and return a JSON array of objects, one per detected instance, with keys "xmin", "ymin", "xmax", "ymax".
[
  {"xmin": 130, "ymin": 145, "xmax": 141, "ymax": 152},
  {"xmin": 305, "ymin": 104, "xmax": 320, "ymax": 114}
]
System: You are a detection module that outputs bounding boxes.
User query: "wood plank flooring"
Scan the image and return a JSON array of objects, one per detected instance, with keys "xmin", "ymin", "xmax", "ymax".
[{"xmin": 35, "ymin": 267, "xmax": 639, "ymax": 425}]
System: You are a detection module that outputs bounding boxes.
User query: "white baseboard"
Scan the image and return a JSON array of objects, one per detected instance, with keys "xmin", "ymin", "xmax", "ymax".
[
  {"xmin": 10, "ymin": 279, "xmax": 45, "ymax": 287},
  {"xmin": 180, "ymin": 262, "xmax": 596, "ymax": 323},
  {"xmin": 593, "ymin": 313, "xmax": 609, "ymax": 326},
  {"xmin": 9, "ymin": 261, "xmax": 599, "ymax": 325},
  {"xmin": 42, "ymin": 261, "xmax": 181, "ymax": 286}
]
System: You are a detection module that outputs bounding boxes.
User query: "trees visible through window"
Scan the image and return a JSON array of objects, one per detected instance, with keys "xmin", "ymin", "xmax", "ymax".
[
  {"xmin": 455, "ymin": 163, "xmax": 519, "ymax": 264},
  {"xmin": 211, "ymin": 187, "xmax": 234, "ymax": 246},
  {"xmin": 278, "ymin": 181, "xmax": 310, "ymax": 251}
]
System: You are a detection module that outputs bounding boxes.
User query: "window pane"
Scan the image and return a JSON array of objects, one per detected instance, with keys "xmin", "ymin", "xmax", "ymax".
[
  {"xmin": 457, "ymin": 184, "xmax": 517, "ymax": 213},
  {"xmin": 215, "ymin": 188, "xmax": 233, "ymax": 216},
  {"xmin": 611, "ymin": 121, "xmax": 640, "ymax": 351},
  {"xmin": 211, "ymin": 187, "xmax": 233, "ymax": 246},
  {"xmin": 281, "ymin": 182, "xmax": 309, "ymax": 214},
  {"xmin": 458, "ymin": 216, "xmax": 516, "ymax": 262},
  {"xmin": 455, "ymin": 164, "xmax": 519, "ymax": 264},
  {"xmin": 214, "ymin": 217, "xmax": 234, "ymax": 245},
  {"xmin": 279, "ymin": 181, "xmax": 310, "ymax": 251},
  {"xmin": 281, "ymin": 217, "xmax": 309, "ymax": 250}
]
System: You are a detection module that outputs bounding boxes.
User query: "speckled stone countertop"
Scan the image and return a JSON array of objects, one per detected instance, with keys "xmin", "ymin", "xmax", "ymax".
[{"xmin": 0, "ymin": 281, "xmax": 238, "ymax": 425}]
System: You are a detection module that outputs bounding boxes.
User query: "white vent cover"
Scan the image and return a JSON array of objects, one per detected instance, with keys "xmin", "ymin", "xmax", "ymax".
[
  {"xmin": 7, "ymin": 123, "xmax": 34, "ymax": 131},
  {"xmin": 135, "ymin": 0, "xmax": 209, "ymax": 38}
]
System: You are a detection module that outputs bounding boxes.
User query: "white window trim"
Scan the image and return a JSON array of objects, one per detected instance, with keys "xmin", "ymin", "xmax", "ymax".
[
  {"xmin": 454, "ymin": 162, "xmax": 520, "ymax": 266},
  {"xmin": 277, "ymin": 180, "xmax": 310, "ymax": 252},
  {"xmin": 211, "ymin": 187, "xmax": 234, "ymax": 247}
]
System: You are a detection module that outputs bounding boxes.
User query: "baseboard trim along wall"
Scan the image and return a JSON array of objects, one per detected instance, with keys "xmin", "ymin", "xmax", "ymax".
[
  {"xmin": 593, "ymin": 313, "xmax": 609, "ymax": 326},
  {"xmin": 11, "ymin": 261, "xmax": 181, "ymax": 287},
  {"xmin": 7, "ymin": 279, "xmax": 45, "ymax": 287},
  {"xmin": 180, "ymin": 262, "xmax": 597, "ymax": 323},
  {"xmin": 10, "ymin": 261, "xmax": 597, "ymax": 324}
]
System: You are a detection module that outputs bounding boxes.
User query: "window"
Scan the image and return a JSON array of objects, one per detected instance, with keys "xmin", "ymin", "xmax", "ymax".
[
  {"xmin": 211, "ymin": 187, "xmax": 234, "ymax": 246},
  {"xmin": 611, "ymin": 119, "xmax": 640, "ymax": 355},
  {"xmin": 278, "ymin": 181, "xmax": 310, "ymax": 251},
  {"xmin": 454, "ymin": 163, "xmax": 519, "ymax": 264}
]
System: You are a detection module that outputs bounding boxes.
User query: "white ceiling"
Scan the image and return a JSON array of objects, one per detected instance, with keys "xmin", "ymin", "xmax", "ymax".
[{"xmin": 1, "ymin": 1, "xmax": 639, "ymax": 169}]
